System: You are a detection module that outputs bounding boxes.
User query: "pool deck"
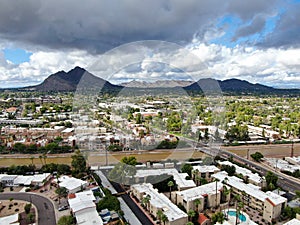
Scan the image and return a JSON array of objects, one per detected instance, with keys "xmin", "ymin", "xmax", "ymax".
[{"xmin": 223, "ymin": 209, "xmax": 258, "ymax": 225}]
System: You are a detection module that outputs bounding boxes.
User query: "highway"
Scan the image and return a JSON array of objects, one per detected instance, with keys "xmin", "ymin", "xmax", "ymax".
[
  {"xmin": 214, "ymin": 148, "xmax": 300, "ymax": 193},
  {"xmin": 0, "ymin": 192, "xmax": 56, "ymax": 225}
]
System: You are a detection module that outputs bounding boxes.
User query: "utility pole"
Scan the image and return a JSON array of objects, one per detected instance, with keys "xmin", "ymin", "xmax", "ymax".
[{"xmin": 291, "ymin": 141, "xmax": 294, "ymax": 157}]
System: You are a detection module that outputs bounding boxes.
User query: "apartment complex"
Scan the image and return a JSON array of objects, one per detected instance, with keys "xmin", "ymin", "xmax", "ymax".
[
  {"xmin": 212, "ymin": 171, "xmax": 287, "ymax": 223},
  {"xmin": 175, "ymin": 181, "xmax": 226, "ymax": 212},
  {"xmin": 131, "ymin": 183, "xmax": 188, "ymax": 225}
]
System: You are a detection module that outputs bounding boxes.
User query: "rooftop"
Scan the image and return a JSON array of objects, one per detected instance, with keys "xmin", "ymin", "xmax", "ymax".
[
  {"xmin": 132, "ymin": 183, "xmax": 187, "ymax": 222},
  {"xmin": 135, "ymin": 168, "xmax": 196, "ymax": 189},
  {"xmin": 177, "ymin": 181, "xmax": 223, "ymax": 202}
]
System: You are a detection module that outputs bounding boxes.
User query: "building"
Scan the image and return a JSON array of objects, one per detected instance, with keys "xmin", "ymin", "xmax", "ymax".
[
  {"xmin": 218, "ymin": 161, "xmax": 265, "ymax": 186},
  {"xmin": 0, "ymin": 213, "xmax": 19, "ymax": 225},
  {"xmin": 131, "ymin": 183, "xmax": 188, "ymax": 225},
  {"xmin": 58, "ymin": 176, "xmax": 88, "ymax": 193},
  {"xmin": 68, "ymin": 190, "xmax": 103, "ymax": 225},
  {"xmin": 175, "ymin": 181, "xmax": 225, "ymax": 212},
  {"xmin": 192, "ymin": 165, "xmax": 220, "ymax": 181},
  {"xmin": 212, "ymin": 171, "xmax": 287, "ymax": 223},
  {"xmin": 135, "ymin": 168, "xmax": 196, "ymax": 191}
]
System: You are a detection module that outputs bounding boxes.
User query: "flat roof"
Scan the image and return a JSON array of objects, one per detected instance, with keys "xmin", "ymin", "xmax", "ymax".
[
  {"xmin": 59, "ymin": 176, "xmax": 87, "ymax": 192},
  {"xmin": 132, "ymin": 183, "xmax": 187, "ymax": 222},
  {"xmin": 193, "ymin": 165, "xmax": 220, "ymax": 173},
  {"xmin": 75, "ymin": 208, "xmax": 103, "ymax": 225},
  {"xmin": 135, "ymin": 168, "xmax": 196, "ymax": 189},
  {"xmin": 212, "ymin": 172, "xmax": 287, "ymax": 205},
  {"xmin": 177, "ymin": 182, "xmax": 224, "ymax": 202},
  {"xmin": 283, "ymin": 219, "xmax": 300, "ymax": 225},
  {"xmin": 218, "ymin": 161, "xmax": 263, "ymax": 184}
]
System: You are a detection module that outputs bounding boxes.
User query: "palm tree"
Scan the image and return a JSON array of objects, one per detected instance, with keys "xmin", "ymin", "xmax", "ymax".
[
  {"xmin": 194, "ymin": 199, "xmax": 201, "ymax": 213},
  {"xmin": 142, "ymin": 194, "xmax": 151, "ymax": 210},
  {"xmin": 186, "ymin": 222, "xmax": 194, "ymax": 225},
  {"xmin": 42, "ymin": 153, "xmax": 47, "ymax": 165},
  {"xmin": 39, "ymin": 155, "xmax": 44, "ymax": 166},
  {"xmin": 161, "ymin": 213, "xmax": 168, "ymax": 225},
  {"xmin": 187, "ymin": 209, "xmax": 196, "ymax": 222},
  {"xmin": 167, "ymin": 181, "xmax": 174, "ymax": 199},
  {"xmin": 30, "ymin": 156, "xmax": 34, "ymax": 166},
  {"xmin": 157, "ymin": 209, "xmax": 163, "ymax": 224},
  {"xmin": 195, "ymin": 175, "xmax": 201, "ymax": 186},
  {"xmin": 222, "ymin": 185, "xmax": 231, "ymax": 219}
]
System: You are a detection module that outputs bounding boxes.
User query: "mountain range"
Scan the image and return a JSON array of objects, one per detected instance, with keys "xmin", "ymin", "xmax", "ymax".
[{"xmin": 14, "ymin": 66, "xmax": 300, "ymax": 95}]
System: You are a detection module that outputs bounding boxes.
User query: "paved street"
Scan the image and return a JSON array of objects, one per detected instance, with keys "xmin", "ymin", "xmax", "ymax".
[
  {"xmin": 118, "ymin": 197, "xmax": 142, "ymax": 225},
  {"xmin": 0, "ymin": 192, "xmax": 56, "ymax": 225}
]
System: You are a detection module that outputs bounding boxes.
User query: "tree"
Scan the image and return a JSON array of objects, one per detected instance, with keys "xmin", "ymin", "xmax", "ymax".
[
  {"xmin": 157, "ymin": 209, "xmax": 164, "ymax": 224},
  {"xmin": 56, "ymin": 187, "xmax": 68, "ymax": 203},
  {"xmin": 167, "ymin": 180, "xmax": 174, "ymax": 199},
  {"xmin": 194, "ymin": 199, "xmax": 201, "ymax": 213},
  {"xmin": 265, "ymin": 171, "xmax": 278, "ymax": 190},
  {"xmin": 181, "ymin": 164, "xmax": 193, "ymax": 177},
  {"xmin": 161, "ymin": 213, "xmax": 168, "ymax": 225},
  {"xmin": 186, "ymin": 222, "xmax": 194, "ymax": 225},
  {"xmin": 24, "ymin": 203, "xmax": 32, "ymax": 214},
  {"xmin": 142, "ymin": 194, "xmax": 151, "ymax": 210},
  {"xmin": 121, "ymin": 156, "xmax": 137, "ymax": 166},
  {"xmin": 212, "ymin": 212, "xmax": 225, "ymax": 224},
  {"xmin": 250, "ymin": 152, "xmax": 264, "ymax": 162},
  {"xmin": 187, "ymin": 209, "xmax": 196, "ymax": 221},
  {"xmin": 57, "ymin": 215, "xmax": 75, "ymax": 225},
  {"xmin": 26, "ymin": 213, "xmax": 35, "ymax": 224},
  {"xmin": 71, "ymin": 150, "xmax": 87, "ymax": 174}
]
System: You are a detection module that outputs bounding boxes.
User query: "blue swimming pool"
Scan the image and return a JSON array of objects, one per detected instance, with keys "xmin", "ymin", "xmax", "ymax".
[{"xmin": 227, "ymin": 211, "xmax": 246, "ymax": 222}]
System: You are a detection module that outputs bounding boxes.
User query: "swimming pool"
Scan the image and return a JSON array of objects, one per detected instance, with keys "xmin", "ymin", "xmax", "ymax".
[{"xmin": 227, "ymin": 210, "xmax": 247, "ymax": 222}]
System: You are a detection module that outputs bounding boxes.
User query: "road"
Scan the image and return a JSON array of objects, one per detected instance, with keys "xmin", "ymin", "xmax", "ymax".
[
  {"xmin": 0, "ymin": 193, "xmax": 56, "ymax": 225},
  {"xmin": 110, "ymin": 181, "xmax": 154, "ymax": 225},
  {"xmin": 217, "ymin": 149, "xmax": 300, "ymax": 193}
]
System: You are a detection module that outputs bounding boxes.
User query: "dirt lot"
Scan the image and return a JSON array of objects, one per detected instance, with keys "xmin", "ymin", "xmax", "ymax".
[{"xmin": 222, "ymin": 143, "xmax": 300, "ymax": 158}]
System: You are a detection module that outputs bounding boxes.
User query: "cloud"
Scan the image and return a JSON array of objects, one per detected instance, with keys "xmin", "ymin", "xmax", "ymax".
[
  {"xmin": 233, "ymin": 15, "xmax": 267, "ymax": 40},
  {"xmin": 0, "ymin": 0, "xmax": 289, "ymax": 52}
]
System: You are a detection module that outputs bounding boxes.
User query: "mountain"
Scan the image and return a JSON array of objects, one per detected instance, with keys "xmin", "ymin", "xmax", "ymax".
[
  {"xmin": 23, "ymin": 66, "xmax": 122, "ymax": 92},
  {"xmin": 184, "ymin": 78, "xmax": 300, "ymax": 95},
  {"xmin": 121, "ymin": 80, "xmax": 193, "ymax": 88}
]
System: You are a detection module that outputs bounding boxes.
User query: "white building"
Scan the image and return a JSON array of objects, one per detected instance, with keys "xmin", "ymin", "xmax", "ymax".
[
  {"xmin": 218, "ymin": 161, "xmax": 265, "ymax": 186},
  {"xmin": 68, "ymin": 190, "xmax": 103, "ymax": 225},
  {"xmin": 131, "ymin": 183, "xmax": 188, "ymax": 225},
  {"xmin": 135, "ymin": 168, "xmax": 196, "ymax": 190},
  {"xmin": 192, "ymin": 165, "xmax": 220, "ymax": 180},
  {"xmin": 212, "ymin": 171, "xmax": 287, "ymax": 223},
  {"xmin": 175, "ymin": 181, "xmax": 225, "ymax": 212},
  {"xmin": 0, "ymin": 213, "xmax": 19, "ymax": 225},
  {"xmin": 58, "ymin": 176, "xmax": 88, "ymax": 193}
]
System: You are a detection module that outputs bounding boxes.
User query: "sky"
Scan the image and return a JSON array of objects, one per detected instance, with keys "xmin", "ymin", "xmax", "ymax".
[{"xmin": 0, "ymin": 0, "xmax": 300, "ymax": 88}]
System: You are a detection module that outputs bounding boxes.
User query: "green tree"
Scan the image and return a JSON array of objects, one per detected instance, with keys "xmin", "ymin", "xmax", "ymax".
[
  {"xmin": 181, "ymin": 164, "xmax": 193, "ymax": 177},
  {"xmin": 212, "ymin": 212, "xmax": 225, "ymax": 224},
  {"xmin": 167, "ymin": 180, "xmax": 174, "ymax": 199},
  {"xmin": 71, "ymin": 150, "xmax": 87, "ymax": 174},
  {"xmin": 24, "ymin": 203, "xmax": 32, "ymax": 214},
  {"xmin": 187, "ymin": 209, "xmax": 196, "ymax": 221},
  {"xmin": 250, "ymin": 152, "xmax": 264, "ymax": 162},
  {"xmin": 194, "ymin": 199, "xmax": 201, "ymax": 213},
  {"xmin": 57, "ymin": 215, "xmax": 75, "ymax": 225},
  {"xmin": 265, "ymin": 171, "xmax": 278, "ymax": 190},
  {"xmin": 121, "ymin": 156, "xmax": 137, "ymax": 166}
]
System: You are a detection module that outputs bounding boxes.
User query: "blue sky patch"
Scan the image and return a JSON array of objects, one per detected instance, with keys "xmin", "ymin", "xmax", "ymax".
[{"xmin": 4, "ymin": 48, "xmax": 32, "ymax": 64}]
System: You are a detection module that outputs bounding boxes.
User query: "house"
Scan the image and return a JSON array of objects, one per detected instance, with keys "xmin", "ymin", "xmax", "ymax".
[
  {"xmin": 68, "ymin": 190, "xmax": 103, "ymax": 225},
  {"xmin": 58, "ymin": 176, "xmax": 88, "ymax": 193}
]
